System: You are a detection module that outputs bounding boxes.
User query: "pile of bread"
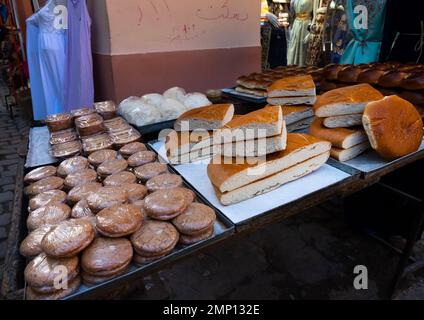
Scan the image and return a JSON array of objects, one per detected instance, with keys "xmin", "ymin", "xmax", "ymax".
[
  {"xmin": 321, "ymin": 62, "xmax": 424, "ymax": 116},
  {"xmin": 167, "ymin": 103, "xmax": 289, "ymax": 163},
  {"xmin": 47, "ymin": 102, "xmax": 141, "ymax": 158},
  {"xmin": 236, "ymin": 66, "xmax": 324, "ymax": 98},
  {"xmin": 166, "ymin": 75, "xmax": 321, "ymax": 165},
  {"xmin": 267, "ymin": 74, "xmax": 316, "ymax": 131},
  {"xmin": 118, "ymin": 87, "xmax": 212, "ymax": 127},
  {"xmin": 165, "ymin": 102, "xmax": 331, "ymax": 206},
  {"xmin": 310, "ymin": 83, "xmax": 424, "ymax": 162},
  {"xmin": 20, "ymin": 144, "xmax": 217, "ymax": 300}
]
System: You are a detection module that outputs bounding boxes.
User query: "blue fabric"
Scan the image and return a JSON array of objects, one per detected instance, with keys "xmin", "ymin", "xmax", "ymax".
[
  {"xmin": 26, "ymin": 0, "xmax": 67, "ymax": 120},
  {"xmin": 64, "ymin": 0, "xmax": 94, "ymax": 112},
  {"xmin": 0, "ymin": 5, "xmax": 8, "ymax": 25},
  {"xmin": 340, "ymin": 0, "xmax": 387, "ymax": 65}
]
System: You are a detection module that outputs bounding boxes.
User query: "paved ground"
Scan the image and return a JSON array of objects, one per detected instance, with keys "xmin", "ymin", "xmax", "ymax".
[
  {"xmin": 0, "ymin": 101, "xmax": 30, "ymax": 289},
  {"xmin": 0, "ymin": 93, "xmax": 422, "ymax": 300}
]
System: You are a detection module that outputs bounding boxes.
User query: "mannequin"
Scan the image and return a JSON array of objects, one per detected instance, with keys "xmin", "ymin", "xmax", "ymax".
[
  {"xmin": 27, "ymin": 0, "xmax": 67, "ymax": 120},
  {"xmin": 287, "ymin": 0, "xmax": 318, "ymax": 66}
]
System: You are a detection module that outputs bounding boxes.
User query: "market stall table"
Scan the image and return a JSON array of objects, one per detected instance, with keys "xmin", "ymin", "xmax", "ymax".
[
  {"xmin": 26, "ymin": 126, "xmax": 58, "ymax": 168},
  {"xmin": 4, "ymin": 112, "xmax": 424, "ymax": 299}
]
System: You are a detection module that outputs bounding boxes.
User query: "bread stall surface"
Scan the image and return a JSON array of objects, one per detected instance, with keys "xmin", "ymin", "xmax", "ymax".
[
  {"xmin": 363, "ymin": 95, "xmax": 424, "ymax": 160},
  {"xmin": 21, "ymin": 120, "xmax": 219, "ymax": 300},
  {"xmin": 207, "ymin": 134, "xmax": 331, "ymax": 206}
]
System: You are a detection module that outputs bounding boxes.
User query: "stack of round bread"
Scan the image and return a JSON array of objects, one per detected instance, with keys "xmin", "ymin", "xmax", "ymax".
[
  {"xmin": 310, "ymin": 83, "xmax": 424, "ymax": 162},
  {"xmin": 46, "ymin": 102, "xmax": 146, "ymax": 159},
  {"xmin": 20, "ymin": 143, "xmax": 217, "ymax": 300},
  {"xmin": 235, "ymin": 66, "xmax": 325, "ymax": 98}
]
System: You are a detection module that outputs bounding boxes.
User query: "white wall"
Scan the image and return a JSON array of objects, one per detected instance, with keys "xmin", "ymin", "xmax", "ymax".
[{"xmin": 91, "ymin": 0, "xmax": 261, "ymax": 55}]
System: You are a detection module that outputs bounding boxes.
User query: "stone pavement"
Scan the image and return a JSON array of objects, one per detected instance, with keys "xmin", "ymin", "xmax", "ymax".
[
  {"xmin": 127, "ymin": 202, "xmax": 398, "ymax": 300},
  {"xmin": 0, "ymin": 103, "xmax": 30, "ymax": 289},
  {"xmin": 0, "ymin": 94, "xmax": 422, "ymax": 300}
]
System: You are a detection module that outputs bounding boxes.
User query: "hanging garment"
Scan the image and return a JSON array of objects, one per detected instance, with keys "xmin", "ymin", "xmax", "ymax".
[
  {"xmin": 330, "ymin": 3, "xmax": 353, "ymax": 63},
  {"xmin": 0, "ymin": 4, "xmax": 8, "ymax": 25},
  {"xmin": 64, "ymin": 0, "xmax": 94, "ymax": 112},
  {"xmin": 287, "ymin": 0, "xmax": 314, "ymax": 66},
  {"xmin": 340, "ymin": 0, "xmax": 387, "ymax": 65},
  {"xmin": 306, "ymin": 6, "xmax": 328, "ymax": 66},
  {"xmin": 26, "ymin": 0, "xmax": 67, "ymax": 120}
]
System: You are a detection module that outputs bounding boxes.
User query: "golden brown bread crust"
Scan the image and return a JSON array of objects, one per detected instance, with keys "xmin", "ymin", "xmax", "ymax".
[
  {"xmin": 357, "ymin": 69, "xmax": 385, "ymax": 85},
  {"xmin": 224, "ymin": 105, "xmax": 281, "ymax": 129},
  {"xmin": 267, "ymin": 75, "xmax": 315, "ymax": 93},
  {"xmin": 324, "ymin": 64, "xmax": 344, "ymax": 81},
  {"xmin": 320, "ymin": 80, "xmax": 339, "ymax": 92},
  {"xmin": 378, "ymin": 70, "xmax": 409, "ymax": 88},
  {"xmin": 207, "ymin": 133, "xmax": 325, "ymax": 190},
  {"xmin": 177, "ymin": 104, "xmax": 232, "ymax": 122},
  {"xmin": 363, "ymin": 96, "xmax": 423, "ymax": 160},
  {"xmin": 337, "ymin": 66, "xmax": 362, "ymax": 83},
  {"xmin": 400, "ymin": 71, "xmax": 424, "ymax": 90},
  {"xmin": 313, "ymin": 84, "xmax": 384, "ymax": 113},
  {"xmin": 398, "ymin": 64, "xmax": 424, "ymax": 72},
  {"xmin": 282, "ymin": 105, "xmax": 311, "ymax": 116},
  {"xmin": 309, "ymin": 118, "xmax": 364, "ymax": 149}
]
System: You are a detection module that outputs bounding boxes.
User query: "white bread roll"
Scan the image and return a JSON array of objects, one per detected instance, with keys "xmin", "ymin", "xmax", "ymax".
[
  {"xmin": 142, "ymin": 94, "xmax": 164, "ymax": 108},
  {"xmin": 118, "ymin": 96, "xmax": 142, "ymax": 116},
  {"xmin": 163, "ymin": 87, "xmax": 187, "ymax": 103},
  {"xmin": 158, "ymin": 98, "xmax": 188, "ymax": 121},
  {"xmin": 183, "ymin": 93, "xmax": 212, "ymax": 110},
  {"xmin": 126, "ymin": 102, "xmax": 162, "ymax": 126}
]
